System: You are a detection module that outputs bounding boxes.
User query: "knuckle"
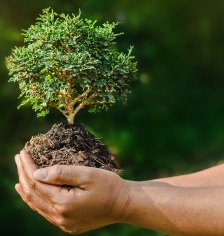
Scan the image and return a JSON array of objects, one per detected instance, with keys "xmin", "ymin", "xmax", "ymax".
[
  {"xmin": 56, "ymin": 216, "xmax": 68, "ymax": 228},
  {"xmin": 30, "ymin": 180, "xmax": 36, "ymax": 189},
  {"xmin": 88, "ymin": 169, "xmax": 97, "ymax": 179},
  {"xmin": 81, "ymin": 168, "xmax": 95, "ymax": 182},
  {"xmin": 24, "ymin": 189, "xmax": 32, "ymax": 202},
  {"xmin": 51, "ymin": 165, "xmax": 63, "ymax": 182},
  {"xmin": 25, "ymin": 191, "xmax": 32, "ymax": 202}
]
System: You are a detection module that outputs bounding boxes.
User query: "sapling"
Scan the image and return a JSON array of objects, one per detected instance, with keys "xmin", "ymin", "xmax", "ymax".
[{"xmin": 6, "ymin": 8, "xmax": 137, "ymax": 172}]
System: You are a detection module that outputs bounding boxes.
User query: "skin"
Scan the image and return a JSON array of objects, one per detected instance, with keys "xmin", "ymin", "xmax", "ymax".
[{"xmin": 15, "ymin": 150, "xmax": 224, "ymax": 235}]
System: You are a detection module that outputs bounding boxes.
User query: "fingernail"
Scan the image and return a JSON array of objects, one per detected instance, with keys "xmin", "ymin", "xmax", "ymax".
[
  {"xmin": 34, "ymin": 169, "xmax": 48, "ymax": 180},
  {"xmin": 15, "ymin": 184, "xmax": 20, "ymax": 192},
  {"xmin": 15, "ymin": 155, "xmax": 20, "ymax": 166}
]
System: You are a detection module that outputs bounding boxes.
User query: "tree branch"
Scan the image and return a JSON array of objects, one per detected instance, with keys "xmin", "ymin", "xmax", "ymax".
[
  {"xmin": 72, "ymin": 86, "xmax": 92, "ymax": 106},
  {"xmin": 71, "ymin": 93, "xmax": 97, "ymax": 121},
  {"xmin": 58, "ymin": 91, "xmax": 69, "ymax": 101},
  {"xmin": 89, "ymin": 100, "xmax": 108, "ymax": 105},
  {"xmin": 50, "ymin": 102, "xmax": 68, "ymax": 117},
  {"xmin": 67, "ymin": 76, "xmax": 73, "ymax": 98}
]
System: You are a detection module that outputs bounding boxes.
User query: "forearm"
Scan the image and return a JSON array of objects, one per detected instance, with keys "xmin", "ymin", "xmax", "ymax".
[
  {"xmin": 124, "ymin": 181, "xmax": 224, "ymax": 236},
  {"xmin": 153, "ymin": 163, "xmax": 224, "ymax": 187}
]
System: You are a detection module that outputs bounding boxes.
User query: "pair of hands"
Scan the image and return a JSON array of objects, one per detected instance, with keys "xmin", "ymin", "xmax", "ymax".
[{"xmin": 15, "ymin": 150, "xmax": 132, "ymax": 234}]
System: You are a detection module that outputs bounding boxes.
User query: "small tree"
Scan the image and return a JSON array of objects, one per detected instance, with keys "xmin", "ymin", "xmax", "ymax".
[{"xmin": 6, "ymin": 8, "xmax": 137, "ymax": 124}]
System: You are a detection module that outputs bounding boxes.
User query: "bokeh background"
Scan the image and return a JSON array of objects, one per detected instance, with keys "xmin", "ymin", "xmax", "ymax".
[{"xmin": 1, "ymin": 0, "xmax": 224, "ymax": 235}]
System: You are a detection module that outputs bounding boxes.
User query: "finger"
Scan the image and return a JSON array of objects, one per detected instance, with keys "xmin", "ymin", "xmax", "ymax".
[
  {"xmin": 15, "ymin": 155, "xmax": 56, "ymax": 213},
  {"xmin": 19, "ymin": 149, "xmax": 38, "ymax": 172},
  {"xmin": 15, "ymin": 183, "xmax": 57, "ymax": 226},
  {"xmin": 15, "ymin": 181, "xmax": 53, "ymax": 216},
  {"xmin": 20, "ymin": 150, "xmax": 90, "ymax": 188},
  {"xmin": 33, "ymin": 164, "xmax": 93, "ymax": 187},
  {"xmin": 19, "ymin": 150, "xmax": 64, "ymax": 201},
  {"xmin": 15, "ymin": 183, "xmax": 37, "ymax": 212},
  {"xmin": 15, "ymin": 155, "xmax": 60, "ymax": 205}
]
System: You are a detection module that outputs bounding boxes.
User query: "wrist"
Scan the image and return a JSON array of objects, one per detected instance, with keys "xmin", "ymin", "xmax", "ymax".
[
  {"xmin": 117, "ymin": 180, "xmax": 172, "ymax": 227},
  {"xmin": 110, "ymin": 177, "xmax": 136, "ymax": 224},
  {"xmin": 119, "ymin": 181, "xmax": 144, "ymax": 225}
]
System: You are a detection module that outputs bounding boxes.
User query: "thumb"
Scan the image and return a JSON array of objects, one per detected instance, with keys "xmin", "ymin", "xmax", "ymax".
[{"xmin": 34, "ymin": 165, "xmax": 90, "ymax": 187}]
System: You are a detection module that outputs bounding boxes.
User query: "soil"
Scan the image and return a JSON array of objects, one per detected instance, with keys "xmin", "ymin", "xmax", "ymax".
[{"xmin": 25, "ymin": 123, "xmax": 120, "ymax": 174}]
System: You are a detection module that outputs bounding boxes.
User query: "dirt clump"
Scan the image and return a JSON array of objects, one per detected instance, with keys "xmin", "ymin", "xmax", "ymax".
[{"xmin": 25, "ymin": 123, "xmax": 120, "ymax": 174}]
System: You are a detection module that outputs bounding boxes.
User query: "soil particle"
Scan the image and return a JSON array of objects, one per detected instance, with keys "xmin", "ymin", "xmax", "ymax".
[{"xmin": 25, "ymin": 123, "xmax": 120, "ymax": 174}]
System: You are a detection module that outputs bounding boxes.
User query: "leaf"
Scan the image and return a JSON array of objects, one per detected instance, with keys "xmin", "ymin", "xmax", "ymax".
[
  {"xmin": 6, "ymin": 7, "xmax": 138, "ymax": 121},
  {"xmin": 45, "ymin": 74, "xmax": 51, "ymax": 81},
  {"xmin": 46, "ymin": 92, "xmax": 51, "ymax": 100}
]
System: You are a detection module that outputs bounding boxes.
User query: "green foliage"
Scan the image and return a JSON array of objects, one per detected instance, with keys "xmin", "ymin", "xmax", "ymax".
[
  {"xmin": 6, "ymin": 8, "xmax": 137, "ymax": 123},
  {"xmin": 3, "ymin": 1, "xmax": 224, "ymax": 235}
]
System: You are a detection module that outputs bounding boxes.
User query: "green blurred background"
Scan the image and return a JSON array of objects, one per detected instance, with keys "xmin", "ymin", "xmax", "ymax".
[{"xmin": 1, "ymin": 0, "xmax": 224, "ymax": 235}]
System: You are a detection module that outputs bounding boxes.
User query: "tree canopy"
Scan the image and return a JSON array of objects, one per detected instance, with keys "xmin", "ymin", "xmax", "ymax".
[{"xmin": 6, "ymin": 8, "xmax": 137, "ymax": 124}]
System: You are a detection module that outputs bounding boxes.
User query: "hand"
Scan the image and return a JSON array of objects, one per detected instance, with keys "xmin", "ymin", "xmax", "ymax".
[{"xmin": 15, "ymin": 150, "xmax": 132, "ymax": 234}]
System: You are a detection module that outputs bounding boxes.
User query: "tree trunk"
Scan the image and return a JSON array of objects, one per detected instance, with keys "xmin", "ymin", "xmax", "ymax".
[{"xmin": 67, "ymin": 113, "xmax": 75, "ymax": 124}]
